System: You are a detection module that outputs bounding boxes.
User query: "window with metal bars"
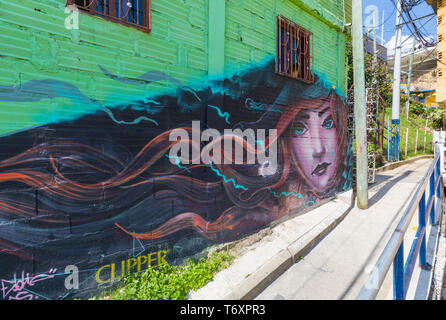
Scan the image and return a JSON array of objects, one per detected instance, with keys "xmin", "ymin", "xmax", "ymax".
[
  {"xmin": 276, "ymin": 15, "xmax": 314, "ymax": 84},
  {"xmin": 67, "ymin": 0, "xmax": 151, "ymax": 32}
]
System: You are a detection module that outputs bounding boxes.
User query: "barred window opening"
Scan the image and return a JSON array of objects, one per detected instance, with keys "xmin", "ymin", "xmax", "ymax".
[
  {"xmin": 67, "ymin": 0, "xmax": 151, "ymax": 32},
  {"xmin": 276, "ymin": 15, "xmax": 314, "ymax": 84}
]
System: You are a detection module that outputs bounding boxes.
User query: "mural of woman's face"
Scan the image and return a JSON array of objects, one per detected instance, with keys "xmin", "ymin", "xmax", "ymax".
[{"xmin": 290, "ymin": 99, "xmax": 337, "ymax": 191}]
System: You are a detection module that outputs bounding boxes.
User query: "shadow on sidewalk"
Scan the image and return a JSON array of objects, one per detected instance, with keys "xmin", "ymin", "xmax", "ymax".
[
  {"xmin": 339, "ymin": 170, "xmax": 417, "ymax": 299},
  {"xmin": 368, "ymin": 171, "xmax": 414, "ymax": 207}
]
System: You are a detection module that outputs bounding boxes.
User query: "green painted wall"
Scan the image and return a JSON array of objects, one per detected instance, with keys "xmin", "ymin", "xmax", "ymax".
[
  {"xmin": 0, "ymin": 0, "xmax": 353, "ymax": 300},
  {"xmin": 0, "ymin": 0, "xmax": 351, "ymax": 136},
  {"xmin": 0, "ymin": 0, "xmax": 208, "ymax": 136},
  {"xmin": 224, "ymin": 0, "xmax": 350, "ymax": 91}
]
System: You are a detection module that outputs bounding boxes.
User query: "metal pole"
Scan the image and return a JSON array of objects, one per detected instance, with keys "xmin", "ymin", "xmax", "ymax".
[
  {"xmin": 391, "ymin": 0, "xmax": 403, "ymax": 161},
  {"xmin": 429, "ymin": 172, "xmax": 435, "ymax": 225},
  {"xmin": 405, "ymin": 128, "xmax": 409, "ymax": 157},
  {"xmin": 393, "ymin": 244, "xmax": 404, "ymax": 299},
  {"xmin": 418, "ymin": 192, "xmax": 427, "ymax": 267},
  {"xmin": 380, "ymin": 96, "xmax": 385, "ymax": 152},
  {"xmin": 392, "ymin": 0, "xmax": 403, "ymax": 120},
  {"xmin": 352, "ymin": 0, "xmax": 368, "ymax": 209},
  {"xmin": 415, "ymin": 129, "xmax": 419, "ymax": 154},
  {"xmin": 387, "ymin": 117, "xmax": 390, "ymax": 161},
  {"xmin": 373, "ymin": 10, "xmax": 377, "ymax": 67},
  {"xmin": 381, "ymin": 9, "xmax": 385, "ymax": 45},
  {"xmin": 406, "ymin": 37, "xmax": 416, "ymax": 120}
]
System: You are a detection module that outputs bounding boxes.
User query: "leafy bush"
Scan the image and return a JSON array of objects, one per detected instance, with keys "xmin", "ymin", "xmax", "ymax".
[
  {"xmin": 409, "ymin": 101, "xmax": 426, "ymax": 115},
  {"xmin": 90, "ymin": 251, "xmax": 234, "ymax": 300},
  {"xmin": 427, "ymin": 105, "xmax": 445, "ymax": 129}
]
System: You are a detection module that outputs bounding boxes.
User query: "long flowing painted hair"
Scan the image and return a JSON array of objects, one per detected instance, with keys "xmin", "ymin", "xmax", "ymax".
[{"xmin": 0, "ymin": 59, "xmax": 350, "ymax": 268}]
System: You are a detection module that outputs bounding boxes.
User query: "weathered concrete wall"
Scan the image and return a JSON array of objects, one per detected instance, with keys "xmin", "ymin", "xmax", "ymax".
[{"xmin": 0, "ymin": 0, "xmax": 352, "ymax": 300}]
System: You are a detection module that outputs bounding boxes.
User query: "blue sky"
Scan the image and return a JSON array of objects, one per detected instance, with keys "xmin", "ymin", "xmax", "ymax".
[{"xmin": 362, "ymin": 0, "xmax": 437, "ymax": 47}]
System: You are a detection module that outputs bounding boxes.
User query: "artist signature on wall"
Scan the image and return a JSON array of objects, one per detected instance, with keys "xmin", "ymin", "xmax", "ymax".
[{"xmin": 1, "ymin": 269, "xmax": 57, "ymax": 300}]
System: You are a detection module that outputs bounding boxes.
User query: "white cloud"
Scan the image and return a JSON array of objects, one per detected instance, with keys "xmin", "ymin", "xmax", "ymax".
[{"xmin": 386, "ymin": 34, "xmax": 436, "ymax": 57}]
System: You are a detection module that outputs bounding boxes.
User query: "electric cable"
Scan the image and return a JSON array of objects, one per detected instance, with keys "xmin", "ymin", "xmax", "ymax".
[{"xmin": 390, "ymin": 0, "xmax": 436, "ymax": 48}]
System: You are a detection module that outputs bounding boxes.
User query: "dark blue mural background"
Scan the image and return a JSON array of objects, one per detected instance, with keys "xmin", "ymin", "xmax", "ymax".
[{"xmin": 0, "ymin": 58, "xmax": 353, "ymax": 299}]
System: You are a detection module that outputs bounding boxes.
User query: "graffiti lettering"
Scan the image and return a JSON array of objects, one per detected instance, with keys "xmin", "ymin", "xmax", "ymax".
[
  {"xmin": 1, "ymin": 269, "xmax": 57, "ymax": 300},
  {"xmin": 95, "ymin": 250, "xmax": 169, "ymax": 284}
]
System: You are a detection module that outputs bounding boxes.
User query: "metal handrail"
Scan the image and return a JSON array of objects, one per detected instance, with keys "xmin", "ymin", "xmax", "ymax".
[{"xmin": 357, "ymin": 145, "xmax": 443, "ymax": 300}]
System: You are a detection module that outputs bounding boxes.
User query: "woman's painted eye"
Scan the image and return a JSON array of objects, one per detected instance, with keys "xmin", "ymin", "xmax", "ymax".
[
  {"xmin": 322, "ymin": 117, "xmax": 334, "ymax": 129},
  {"xmin": 294, "ymin": 122, "xmax": 308, "ymax": 136}
]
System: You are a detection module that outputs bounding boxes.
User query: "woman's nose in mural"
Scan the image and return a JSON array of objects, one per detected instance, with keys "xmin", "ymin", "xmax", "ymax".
[
  {"xmin": 290, "ymin": 100, "xmax": 338, "ymax": 191},
  {"xmin": 311, "ymin": 129, "xmax": 326, "ymax": 161}
]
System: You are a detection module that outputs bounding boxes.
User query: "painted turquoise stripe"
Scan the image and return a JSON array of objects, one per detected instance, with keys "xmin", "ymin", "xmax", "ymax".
[{"xmin": 209, "ymin": 161, "xmax": 248, "ymax": 191}]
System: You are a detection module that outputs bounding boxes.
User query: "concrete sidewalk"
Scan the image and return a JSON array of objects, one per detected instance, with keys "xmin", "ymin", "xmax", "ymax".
[
  {"xmin": 189, "ymin": 189, "xmax": 354, "ymax": 300},
  {"xmin": 255, "ymin": 158, "xmax": 433, "ymax": 300},
  {"xmin": 189, "ymin": 158, "xmax": 434, "ymax": 300}
]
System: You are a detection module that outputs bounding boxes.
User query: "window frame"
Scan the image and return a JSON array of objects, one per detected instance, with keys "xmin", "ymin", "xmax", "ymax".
[
  {"xmin": 66, "ymin": 0, "xmax": 151, "ymax": 33},
  {"xmin": 276, "ymin": 15, "xmax": 314, "ymax": 84}
]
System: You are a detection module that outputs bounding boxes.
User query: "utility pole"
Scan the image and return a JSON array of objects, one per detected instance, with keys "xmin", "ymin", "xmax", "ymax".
[
  {"xmin": 390, "ymin": 0, "xmax": 403, "ymax": 161},
  {"xmin": 373, "ymin": 10, "xmax": 378, "ymax": 67},
  {"xmin": 372, "ymin": 9, "xmax": 380, "ymax": 159},
  {"xmin": 406, "ymin": 37, "xmax": 416, "ymax": 119},
  {"xmin": 381, "ymin": 10, "xmax": 385, "ymax": 45},
  {"xmin": 352, "ymin": 0, "xmax": 368, "ymax": 209}
]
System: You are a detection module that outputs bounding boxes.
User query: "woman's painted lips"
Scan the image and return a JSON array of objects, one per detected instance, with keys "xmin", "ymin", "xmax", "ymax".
[{"xmin": 311, "ymin": 162, "xmax": 331, "ymax": 176}]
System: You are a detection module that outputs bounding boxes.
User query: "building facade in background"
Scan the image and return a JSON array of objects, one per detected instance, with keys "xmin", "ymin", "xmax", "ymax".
[
  {"xmin": 428, "ymin": 0, "xmax": 446, "ymax": 103},
  {"xmin": 0, "ymin": 0, "xmax": 352, "ymax": 299},
  {"xmin": 389, "ymin": 44, "xmax": 438, "ymax": 107}
]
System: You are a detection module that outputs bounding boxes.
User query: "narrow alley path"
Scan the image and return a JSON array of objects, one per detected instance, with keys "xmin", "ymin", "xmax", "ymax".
[{"xmin": 255, "ymin": 158, "xmax": 435, "ymax": 300}]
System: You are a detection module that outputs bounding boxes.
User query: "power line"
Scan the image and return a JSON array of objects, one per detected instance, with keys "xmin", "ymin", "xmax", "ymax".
[
  {"xmin": 403, "ymin": 4, "xmax": 435, "ymax": 45},
  {"xmin": 391, "ymin": 45, "xmax": 445, "ymax": 69},
  {"xmin": 401, "ymin": 0, "xmax": 436, "ymax": 46},
  {"xmin": 390, "ymin": 0, "xmax": 436, "ymax": 48},
  {"xmin": 393, "ymin": 0, "xmax": 425, "ymax": 52},
  {"xmin": 411, "ymin": 49, "xmax": 443, "ymax": 69},
  {"xmin": 398, "ymin": 13, "xmax": 436, "ymax": 49}
]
